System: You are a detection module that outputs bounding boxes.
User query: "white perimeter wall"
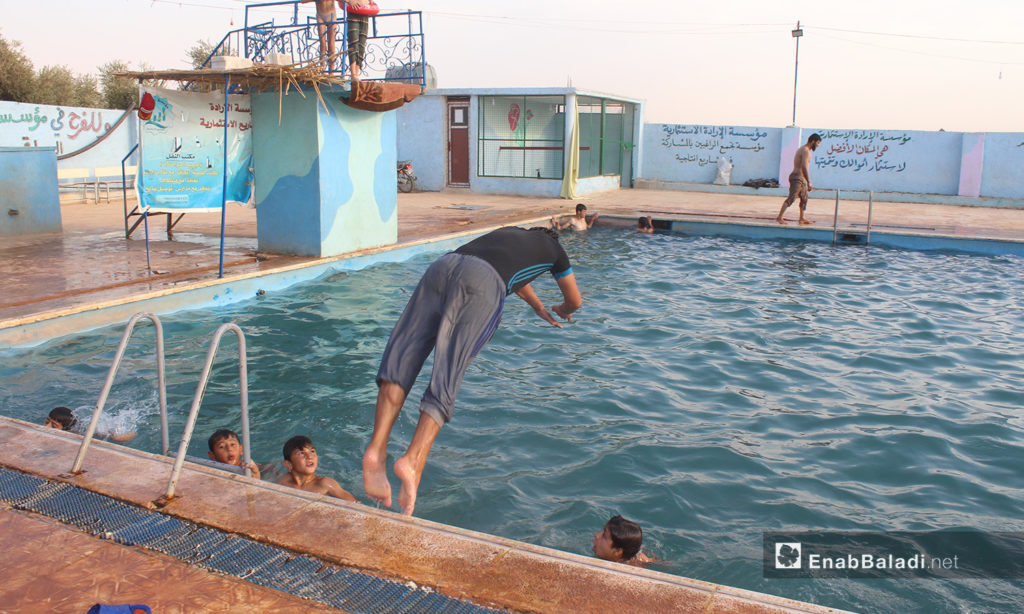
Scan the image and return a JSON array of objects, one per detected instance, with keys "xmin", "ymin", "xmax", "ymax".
[
  {"xmin": 0, "ymin": 101, "xmax": 138, "ymax": 171},
  {"xmin": 642, "ymin": 122, "xmax": 1024, "ymax": 200}
]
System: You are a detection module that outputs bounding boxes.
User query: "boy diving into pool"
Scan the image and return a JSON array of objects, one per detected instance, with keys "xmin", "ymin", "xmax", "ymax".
[{"xmin": 363, "ymin": 226, "xmax": 583, "ymax": 516}]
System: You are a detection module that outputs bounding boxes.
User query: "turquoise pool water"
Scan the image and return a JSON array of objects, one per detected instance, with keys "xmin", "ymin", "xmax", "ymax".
[{"xmin": 2, "ymin": 228, "xmax": 1023, "ymax": 613}]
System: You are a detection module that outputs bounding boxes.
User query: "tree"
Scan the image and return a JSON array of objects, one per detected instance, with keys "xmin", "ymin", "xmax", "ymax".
[
  {"xmin": 98, "ymin": 60, "xmax": 138, "ymax": 110},
  {"xmin": 188, "ymin": 39, "xmax": 217, "ymax": 70},
  {"xmin": 31, "ymin": 65, "xmax": 76, "ymax": 106},
  {"xmin": 72, "ymin": 73, "xmax": 101, "ymax": 108},
  {"xmin": 0, "ymin": 34, "xmax": 34, "ymax": 102}
]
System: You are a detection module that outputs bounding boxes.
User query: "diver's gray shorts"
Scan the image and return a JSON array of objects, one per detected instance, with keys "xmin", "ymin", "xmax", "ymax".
[{"xmin": 377, "ymin": 253, "xmax": 505, "ymax": 426}]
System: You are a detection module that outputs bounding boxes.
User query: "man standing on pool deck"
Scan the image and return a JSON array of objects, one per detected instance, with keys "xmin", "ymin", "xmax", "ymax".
[
  {"xmin": 363, "ymin": 226, "xmax": 582, "ymax": 516},
  {"xmin": 776, "ymin": 133, "xmax": 821, "ymax": 225}
]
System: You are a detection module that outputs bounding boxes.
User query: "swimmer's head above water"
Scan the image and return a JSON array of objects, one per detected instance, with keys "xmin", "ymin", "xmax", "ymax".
[
  {"xmin": 44, "ymin": 406, "xmax": 76, "ymax": 431},
  {"xmin": 593, "ymin": 514, "xmax": 643, "ymax": 563}
]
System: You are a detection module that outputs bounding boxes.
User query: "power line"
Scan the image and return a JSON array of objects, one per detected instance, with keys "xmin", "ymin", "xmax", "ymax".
[
  {"xmin": 810, "ymin": 25, "xmax": 1024, "ymax": 46},
  {"xmin": 816, "ymin": 32, "xmax": 1024, "ymax": 66}
]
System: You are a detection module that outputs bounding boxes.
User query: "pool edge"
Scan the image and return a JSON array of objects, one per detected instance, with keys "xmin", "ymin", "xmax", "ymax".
[{"xmin": 0, "ymin": 417, "xmax": 854, "ymax": 614}]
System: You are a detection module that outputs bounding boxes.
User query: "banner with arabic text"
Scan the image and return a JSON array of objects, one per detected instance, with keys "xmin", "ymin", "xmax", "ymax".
[{"xmin": 137, "ymin": 86, "xmax": 253, "ymax": 211}]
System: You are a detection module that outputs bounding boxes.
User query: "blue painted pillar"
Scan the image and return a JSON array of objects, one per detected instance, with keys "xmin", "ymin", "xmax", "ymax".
[
  {"xmin": 0, "ymin": 147, "xmax": 61, "ymax": 237},
  {"xmin": 251, "ymin": 87, "xmax": 398, "ymax": 257}
]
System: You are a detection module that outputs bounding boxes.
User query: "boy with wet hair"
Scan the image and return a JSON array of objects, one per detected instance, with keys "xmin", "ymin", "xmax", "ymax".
[
  {"xmin": 552, "ymin": 203, "xmax": 599, "ymax": 231},
  {"xmin": 637, "ymin": 216, "xmax": 654, "ymax": 234},
  {"xmin": 43, "ymin": 406, "xmax": 77, "ymax": 431},
  {"xmin": 592, "ymin": 515, "xmax": 653, "ymax": 567},
  {"xmin": 43, "ymin": 406, "xmax": 136, "ymax": 442},
  {"xmin": 278, "ymin": 435, "xmax": 357, "ymax": 501},
  {"xmin": 208, "ymin": 428, "xmax": 262, "ymax": 479}
]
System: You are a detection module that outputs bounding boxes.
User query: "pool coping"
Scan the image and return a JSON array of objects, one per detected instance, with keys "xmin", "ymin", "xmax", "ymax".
[
  {"xmin": 0, "ymin": 416, "xmax": 853, "ymax": 614},
  {"xmin": 597, "ymin": 214, "xmax": 1024, "ymax": 256}
]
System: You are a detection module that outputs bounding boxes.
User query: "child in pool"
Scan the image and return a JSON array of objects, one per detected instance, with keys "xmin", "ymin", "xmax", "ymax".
[
  {"xmin": 637, "ymin": 215, "xmax": 655, "ymax": 234},
  {"xmin": 592, "ymin": 515, "xmax": 654, "ymax": 567},
  {"xmin": 43, "ymin": 406, "xmax": 77, "ymax": 431},
  {"xmin": 276, "ymin": 435, "xmax": 357, "ymax": 501},
  {"xmin": 552, "ymin": 203, "xmax": 599, "ymax": 231},
  {"xmin": 43, "ymin": 406, "xmax": 136, "ymax": 442},
  {"xmin": 208, "ymin": 428, "xmax": 265, "ymax": 479}
]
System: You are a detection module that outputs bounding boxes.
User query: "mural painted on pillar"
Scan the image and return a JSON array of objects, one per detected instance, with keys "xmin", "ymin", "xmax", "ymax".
[{"xmin": 0, "ymin": 101, "xmax": 122, "ymax": 154}]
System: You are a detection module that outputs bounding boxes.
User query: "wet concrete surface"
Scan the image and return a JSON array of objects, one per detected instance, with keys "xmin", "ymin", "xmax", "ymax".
[
  {"xmin": 3, "ymin": 188, "xmax": 1022, "ymax": 324},
  {"xmin": 1, "ymin": 187, "xmax": 1021, "ymax": 612},
  {"xmin": 0, "ymin": 417, "xmax": 851, "ymax": 614}
]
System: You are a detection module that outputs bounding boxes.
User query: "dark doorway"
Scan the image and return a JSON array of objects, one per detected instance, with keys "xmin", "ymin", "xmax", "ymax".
[{"xmin": 447, "ymin": 98, "xmax": 470, "ymax": 187}]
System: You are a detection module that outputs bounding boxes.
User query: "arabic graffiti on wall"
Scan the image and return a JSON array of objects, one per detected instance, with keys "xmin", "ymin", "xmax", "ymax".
[
  {"xmin": 814, "ymin": 129, "xmax": 912, "ymax": 174},
  {"xmin": 138, "ymin": 86, "xmax": 253, "ymax": 210},
  {"xmin": 642, "ymin": 124, "xmax": 782, "ymax": 185},
  {"xmin": 0, "ymin": 101, "xmax": 121, "ymax": 155},
  {"xmin": 660, "ymin": 124, "xmax": 771, "ymax": 167}
]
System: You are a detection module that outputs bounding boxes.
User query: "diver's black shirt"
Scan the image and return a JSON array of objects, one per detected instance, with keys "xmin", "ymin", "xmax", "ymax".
[{"xmin": 454, "ymin": 227, "xmax": 573, "ymax": 295}]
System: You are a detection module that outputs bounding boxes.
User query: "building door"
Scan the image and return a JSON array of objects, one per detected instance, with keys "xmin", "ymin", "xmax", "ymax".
[
  {"xmin": 619, "ymin": 102, "xmax": 635, "ymax": 188},
  {"xmin": 447, "ymin": 98, "xmax": 470, "ymax": 187}
]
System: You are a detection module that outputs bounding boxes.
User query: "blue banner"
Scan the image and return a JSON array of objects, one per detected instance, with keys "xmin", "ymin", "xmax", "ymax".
[{"xmin": 137, "ymin": 86, "xmax": 253, "ymax": 211}]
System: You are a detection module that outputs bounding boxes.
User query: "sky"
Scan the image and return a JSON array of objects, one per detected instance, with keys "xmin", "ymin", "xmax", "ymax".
[{"xmin": 3, "ymin": 0, "xmax": 1023, "ymax": 132}]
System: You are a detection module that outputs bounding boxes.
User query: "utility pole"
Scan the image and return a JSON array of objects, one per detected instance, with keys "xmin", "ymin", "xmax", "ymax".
[{"xmin": 791, "ymin": 20, "xmax": 803, "ymax": 127}]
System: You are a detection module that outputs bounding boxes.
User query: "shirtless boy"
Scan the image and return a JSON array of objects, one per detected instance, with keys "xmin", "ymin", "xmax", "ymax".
[
  {"xmin": 776, "ymin": 133, "xmax": 821, "ymax": 225},
  {"xmin": 277, "ymin": 435, "xmax": 357, "ymax": 501},
  {"xmin": 302, "ymin": 0, "xmax": 339, "ymax": 68},
  {"xmin": 552, "ymin": 203, "xmax": 599, "ymax": 231},
  {"xmin": 208, "ymin": 429, "xmax": 263, "ymax": 479}
]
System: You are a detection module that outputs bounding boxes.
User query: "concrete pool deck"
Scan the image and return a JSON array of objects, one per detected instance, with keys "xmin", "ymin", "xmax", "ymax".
[
  {"xmin": 2, "ymin": 187, "xmax": 1023, "ymax": 325},
  {"xmin": 0, "ymin": 417, "xmax": 851, "ymax": 614},
  {"xmin": 2, "ymin": 186, "xmax": 1021, "ymax": 612}
]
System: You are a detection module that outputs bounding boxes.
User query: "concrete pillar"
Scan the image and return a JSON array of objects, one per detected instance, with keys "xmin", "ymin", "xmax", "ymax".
[
  {"xmin": 778, "ymin": 127, "xmax": 803, "ymax": 187},
  {"xmin": 251, "ymin": 87, "xmax": 397, "ymax": 257},
  {"xmin": 957, "ymin": 133, "xmax": 985, "ymax": 198}
]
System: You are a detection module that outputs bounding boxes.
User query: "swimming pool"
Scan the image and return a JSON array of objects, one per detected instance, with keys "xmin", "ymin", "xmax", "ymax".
[{"xmin": 2, "ymin": 228, "xmax": 1022, "ymax": 613}]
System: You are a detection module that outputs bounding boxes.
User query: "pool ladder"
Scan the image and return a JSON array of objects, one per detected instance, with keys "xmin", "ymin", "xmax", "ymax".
[
  {"xmin": 832, "ymin": 189, "xmax": 874, "ymax": 246},
  {"xmin": 68, "ymin": 312, "xmax": 252, "ymax": 504}
]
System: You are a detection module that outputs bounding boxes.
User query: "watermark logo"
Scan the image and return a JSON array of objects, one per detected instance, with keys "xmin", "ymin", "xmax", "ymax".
[
  {"xmin": 763, "ymin": 531, "xmax": 1024, "ymax": 579},
  {"xmin": 774, "ymin": 542, "xmax": 802, "ymax": 569}
]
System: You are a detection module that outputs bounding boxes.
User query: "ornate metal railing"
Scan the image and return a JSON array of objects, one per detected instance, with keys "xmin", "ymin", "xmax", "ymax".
[{"xmin": 203, "ymin": 1, "xmax": 426, "ymax": 86}]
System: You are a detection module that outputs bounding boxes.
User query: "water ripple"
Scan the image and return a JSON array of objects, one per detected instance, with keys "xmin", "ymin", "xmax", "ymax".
[{"xmin": 2, "ymin": 230, "xmax": 1023, "ymax": 613}]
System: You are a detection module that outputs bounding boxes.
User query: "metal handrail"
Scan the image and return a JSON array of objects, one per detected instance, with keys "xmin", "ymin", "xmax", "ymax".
[
  {"xmin": 121, "ymin": 144, "xmax": 139, "ymax": 239},
  {"xmin": 70, "ymin": 313, "xmax": 168, "ymax": 474},
  {"xmin": 161, "ymin": 323, "xmax": 251, "ymax": 502},
  {"xmin": 201, "ymin": 2, "xmax": 426, "ymax": 84}
]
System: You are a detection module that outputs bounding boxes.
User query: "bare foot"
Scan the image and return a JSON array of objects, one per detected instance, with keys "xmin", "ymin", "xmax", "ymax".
[
  {"xmin": 362, "ymin": 448, "xmax": 392, "ymax": 508},
  {"xmin": 393, "ymin": 455, "xmax": 421, "ymax": 516},
  {"xmin": 776, "ymin": 217, "xmax": 788, "ymax": 225},
  {"xmin": 799, "ymin": 219, "xmax": 814, "ymax": 225}
]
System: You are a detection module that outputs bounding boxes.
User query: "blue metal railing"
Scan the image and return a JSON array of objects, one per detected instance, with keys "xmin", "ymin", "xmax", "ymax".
[{"xmin": 202, "ymin": 1, "xmax": 426, "ymax": 86}]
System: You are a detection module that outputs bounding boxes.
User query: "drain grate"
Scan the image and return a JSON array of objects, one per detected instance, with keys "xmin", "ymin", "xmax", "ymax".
[{"xmin": 0, "ymin": 466, "xmax": 504, "ymax": 614}]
